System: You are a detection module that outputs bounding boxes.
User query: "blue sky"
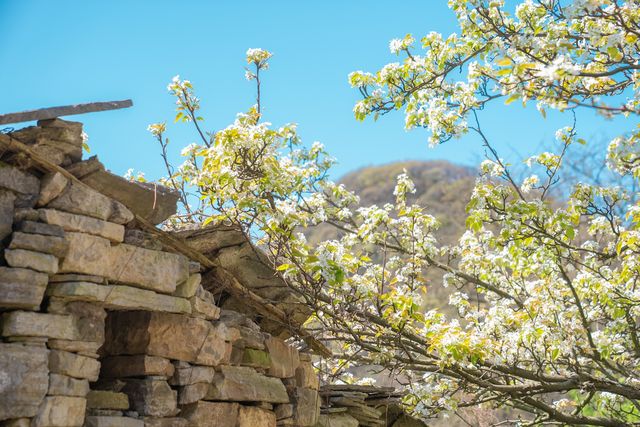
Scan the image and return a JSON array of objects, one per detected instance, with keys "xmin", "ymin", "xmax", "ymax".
[{"xmin": 0, "ymin": 1, "xmax": 631, "ymax": 180}]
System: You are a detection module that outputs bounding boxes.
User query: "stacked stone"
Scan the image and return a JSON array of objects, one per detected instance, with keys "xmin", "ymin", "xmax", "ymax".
[{"xmin": 0, "ymin": 118, "xmax": 321, "ymax": 427}]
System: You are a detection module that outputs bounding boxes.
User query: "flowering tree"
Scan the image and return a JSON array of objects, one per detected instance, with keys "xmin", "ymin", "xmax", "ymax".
[{"xmin": 149, "ymin": 1, "xmax": 640, "ymax": 425}]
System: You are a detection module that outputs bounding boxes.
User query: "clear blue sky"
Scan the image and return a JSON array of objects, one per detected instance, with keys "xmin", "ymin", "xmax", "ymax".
[{"xmin": 0, "ymin": 1, "xmax": 631, "ymax": 180}]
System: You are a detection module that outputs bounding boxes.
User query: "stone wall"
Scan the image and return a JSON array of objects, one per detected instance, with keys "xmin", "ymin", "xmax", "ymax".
[{"xmin": 0, "ymin": 119, "xmax": 320, "ymax": 427}]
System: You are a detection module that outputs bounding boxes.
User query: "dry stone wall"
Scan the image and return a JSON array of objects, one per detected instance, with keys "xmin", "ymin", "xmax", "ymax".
[{"xmin": 0, "ymin": 119, "xmax": 320, "ymax": 427}]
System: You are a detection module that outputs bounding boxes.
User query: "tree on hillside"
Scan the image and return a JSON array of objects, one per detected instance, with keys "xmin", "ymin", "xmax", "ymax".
[{"xmin": 150, "ymin": 2, "xmax": 640, "ymax": 425}]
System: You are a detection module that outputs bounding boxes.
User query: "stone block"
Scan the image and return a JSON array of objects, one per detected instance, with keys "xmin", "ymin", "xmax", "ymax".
[
  {"xmin": 48, "ymin": 339, "xmax": 101, "ymax": 354},
  {"xmin": 104, "ymin": 311, "xmax": 229, "ymax": 366},
  {"xmin": 1, "ymin": 311, "xmax": 76, "ymax": 340},
  {"xmin": 39, "ymin": 209, "xmax": 124, "ymax": 242},
  {"xmin": 0, "ymin": 163, "xmax": 39, "ymax": 195},
  {"xmin": 238, "ymin": 406, "xmax": 276, "ymax": 427},
  {"xmin": 0, "ymin": 190, "xmax": 15, "ymax": 241},
  {"xmin": 0, "ymin": 267, "xmax": 48, "ymax": 310},
  {"xmin": 315, "ymin": 413, "xmax": 359, "ymax": 427},
  {"xmin": 47, "ymin": 282, "xmax": 192, "ymax": 314},
  {"xmin": 143, "ymin": 418, "xmax": 188, "ymax": 427},
  {"xmin": 123, "ymin": 229, "xmax": 163, "ymax": 251},
  {"xmin": 121, "ymin": 379, "xmax": 177, "ymax": 417},
  {"xmin": 177, "ymin": 383, "xmax": 209, "ymax": 405},
  {"xmin": 0, "ymin": 343, "xmax": 48, "ymax": 419},
  {"xmin": 292, "ymin": 387, "xmax": 320, "ymax": 426},
  {"xmin": 294, "ymin": 361, "xmax": 319, "ymax": 390},
  {"xmin": 101, "ymin": 355, "xmax": 175, "ymax": 379},
  {"xmin": 274, "ymin": 403, "xmax": 293, "ymax": 420},
  {"xmin": 265, "ymin": 336, "xmax": 299, "ymax": 378},
  {"xmin": 47, "ymin": 374, "xmax": 89, "ymax": 397},
  {"xmin": 37, "ymin": 172, "xmax": 68, "ymax": 206},
  {"xmin": 49, "ymin": 273, "xmax": 104, "ymax": 283},
  {"xmin": 189, "ymin": 295, "xmax": 220, "ymax": 320},
  {"xmin": 240, "ymin": 347, "xmax": 271, "ymax": 369},
  {"xmin": 107, "ymin": 244, "xmax": 188, "ymax": 294},
  {"xmin": 173, "ymin": 274, "xmax": 201, "ymax": 298},
  {"xmin": 179, "ymin": 401, "xmax": 239, "ymax": 427},
  {"xmin": 87, "ymin": 390, "xmax": 130, "ymax": 410},
  {"xmin": 46, "ymin": 181, "xmax": 121, "ymax": 222},
  {"xmin": 4, "ymin": 249, "xmax": 58, "ymax": 274},
  {"xmin": 49, "ymin": 350, "xmax": 100, "ymax": 381},
  {"xmin": 84, "ymin": 416, "xmax": 144, "ymax": 427},
  {"xmin": 16, "ymin": 220, "xmax": 64, "ymax": 237},
  {"xmin": 59, "ymin": 232, "xmax": 110, "ymax": 276},
  {"xmin": 205, "ymin": 366, "xmax": 289, "ymax": 403},
  {"xmin": 169, "ymin": 364, "xmax": 215, "ymax": 386},
  {"xmin": 8, "ymin": 232, "xmax": 68, "ymax": 258},
  {"xmin": 32, "ymin": 396, "xmax": 86, "ymax": 426}
]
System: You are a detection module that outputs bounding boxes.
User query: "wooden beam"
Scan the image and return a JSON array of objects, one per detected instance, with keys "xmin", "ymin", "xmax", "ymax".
[{"xmin": 0, "ymin": 99, "xmax": 133, "ymax": 125}]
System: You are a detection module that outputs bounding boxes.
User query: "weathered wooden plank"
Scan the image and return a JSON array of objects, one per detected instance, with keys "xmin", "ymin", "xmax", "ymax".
[{"xmin": 0, "ymin": 99, "xmax": 133, "ymax": 125}]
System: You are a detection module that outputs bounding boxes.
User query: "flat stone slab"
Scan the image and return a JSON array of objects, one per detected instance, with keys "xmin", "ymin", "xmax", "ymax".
[
  {"xmin": 101, "ymin": 355, "xmax": 175, "ymax": 379},
  {"xmin": 39, "ymin": 208, "xmax": 124, "ymax": 242},
  {"xmin": 1, "ymin": 311, "xmax": 76, "ymax": 340},
  {"xmin": 205, "ymin": 366, "xmax": 289, "ymax": 403},
  {"xmin": 0, "ymin": 267, "xmax": 48, "ymax": 310},
  {"xmin": 0, "ymin": 343, "xmax": 49, "ymax": 420}
]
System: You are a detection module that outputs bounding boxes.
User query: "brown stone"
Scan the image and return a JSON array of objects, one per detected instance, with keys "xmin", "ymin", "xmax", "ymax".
[
  {"xmin": 8, "ymin": 232, "xmax": 68, "ymax": 258},
  {"xmin": 189, "ymin": 295, "xmax": 220, "ymax": 320},
  {"xmin": 205, "ymin": 366, "xmax": 289, "ymax": 403},
  {"xmin": 107, "ymin": 244, "xmax": 188, "ymax": 294},
  {"xmin": 179, "ymin": 401, "xmax": 239, "ymax": 427},
  {"xmin": 32, "ymin": 396, "xmax": 86, "ymax": 426},
  {"xmin": 265, "ymin": 336, "xmax": 299, "ymax": 379},
  {"xmin": 292, "ymin": 387, "xmax": 320, "ymax": 426},
  {"xmin": 1, "ymin": 311, "xmax": 76, "ymax": 340},
  {"xmin": 173, "ymin": 274, "xmax": 201, "ymax": 298},
  {"xmin": 143, "ymin": 418, "xmax": 188, "ymax": 427},
  {"xmin": 0, "ymin": 267, "xmax": 48, "ymax": 310},
  {"xmin": 39, "ymin": 209, "xmax": 124, "ymax": 242},
  {"xmin": 238, "ymin": 406, "xmax": 276, "ymax": 427},
  {"xmin": 274, "ymin": 403, "xmax": 293, "ymax": 420},
  {"xmin": 4, "ymin": 249, "xmax": 58, "ymax": 274},
  {"xmin": 49, "ymin": 350, "xmax": 100, "ymax": 381},
  {"xmin": 0, "ymin": 419, "xmax": 31, "ymax": 427},
  {"xmin": 48, "ymin": 339, "xmax": 101, "ymax": 354},
  {"xmin": 104, "ymin": 311, "xmax": 229, "ymax": 366},
  {"xmin": 87, "ymin": 390, "xmax": 130, "ymax": 410},
  {"xmin": 294, "ymin": 361, "xmax": 319, "ymax": 390},
  {"xmin": 121, "ymin": 379, "xmax": 177, "ymax": 417},
  {"xmin": 37, "ymin": 172, "xmax": 68, "ymax": 206},
  {"xmin": 47, "ymin": 374, "xmax": 89, "ymax": 397},
  {"xmin": 169, "ymin": 364, "xmax": 215, "ymax": 386},
  {"xmin": 0, "ymin": 343, "xmax": 49, "ymax": 419},
  {"xmin": 315, "ymin": 413, "xmax": 359, "ymax": 427},
  {"xmin": 101, "ymin": 356, "xmax": 175, "ymax": 379}
]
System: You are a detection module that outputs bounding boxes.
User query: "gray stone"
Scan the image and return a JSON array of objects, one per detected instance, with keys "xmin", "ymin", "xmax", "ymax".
[
  {"xmin": 49, "ymin": 273, "xmax": 105, "ymax": 283},
  {"xmin": 295, "ymin": 361, "xmax": 319, "ymax": 390},
  {"xmin": 8, "ymin": 231, "xmax": 68, "ymax": 258},
  {"xmin": 169, "ymin": 364, "xmax": 215, "ymax": 386},
  {"xmin": 205, "ymin": 366, "xmax": 289, "ymax": 403},
  {"xmin": 142, "ymin": 418, "xmax": 188, "ymax": 427},
  {"xmin": 32, "ymin": 396, "xmax": 86, "ymax": 427},
  {"xmin": 123, "ymin": 229, "xmax": 163, "ymax": 250},
  {"xmin": 39, "ymin": 209, "xmax": 124, "ymax": 242},
  {"xmin": 0, "ymin": 343, "xmax": 49, "ymax": 419},
  {"xmin": 14, "ymin": 208, "xmax": 39, "ymax": 222},
  {"xmin": 107, "ymin": 244, "xmax": 189, "ymax": 294},
  {"xmin": 47, "ymin": 374, "xmax": 89, "ymax": 397},
  {"xmin": 47, "ymin": 282, "xmax": 192, "ymax": 314},
  {"xmin": 101, "ymin": 356, "xmax": 175, "ymax": 379},
  {"xmin": 0, "ymin": 162, "xmax": 39, "ymax": 195},
  {"xmin": 47, "ymin": 181, "xmax": 123, "ymax": 221},
  {"xmin": 48, "ymin": 339, "xmax": 101, "ymax": 354},
  {"xmin": 274, "ymin": 403, "xmax": 293, "ymax": 420},
  {"xmin": 84, "ymin": 416, "xmax": 144, "ymax": 427},
  {"xmin": 238, "ymin": 406, "xmax": 276, "ymax": 427},
  {"xmin": 4, "ymin": 249, "xmax": 58, "ymax": 274},
  {"xmin": 103, "ymin": 311, "xmax": 229, "ymax": 366},
  {"xmin": 49, "ymin": 350, "xmax": 100, "ymax": 381},
  {"xmin": 189, "ymin": 295, "xmax": 220, "ymax": 320},
  {"xmin": 0, "ymin": 267, "xmax": 48, "ymax": 310},
  {"xmin": 265, "ymin": 336, "xmax": 299, "ymax": 379},
  {"xmin": 16, "ymin": 220, "xmax": 64, "ymax": 237},
  {"xmin": 58, "ymin": 232, "xmax": 111, "ymax": 276},
  {"xmin": 292, "ymin": 387, "xmax": 320, "ymax": 426},
  {"xmin": 0, "ymin": 190, "xmax": 15, "ymax": 241},
  {"xmin": 121, "ymin": 379, "xmax": 177, "ymax": 417},
  {"xmin": 179, "ymin": 401, "xmax": 239, "ymax": 427},
  {"xmin": 177, "ymin": 383, "xmax": 209, "ymax": 405},
  {"xmin": 37, "ymin": 172, "xmax": 68, "ymax": 206},
  {"xmin": 1, "ymin": 311, "xmax": 76, "ymax": 340}
]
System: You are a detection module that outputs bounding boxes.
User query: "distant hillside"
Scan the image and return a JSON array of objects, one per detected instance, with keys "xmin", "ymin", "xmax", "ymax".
[{"xmin": 306, "ymin": 160, "xmax": 477, "ymax": 311}]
